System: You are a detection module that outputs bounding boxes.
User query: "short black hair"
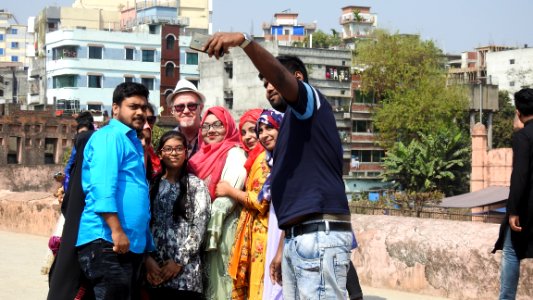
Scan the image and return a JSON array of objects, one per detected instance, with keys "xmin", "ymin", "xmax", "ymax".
[
  {"xmin": 258, "ymin": 55, "xmax": 309, "ymax": 83},
  {"xmin": 113, "ymin": 82, "xmax": 149, "ymax": 106},
  {"xmin": 146, "ymin": 103, "xmax": 155, "ymax": 116},
  {"xmin": 75, "ymin": 111, "xmax": 94, "ymax": 124},
  {"xmin": 76, "ymin": 122, "xmax": 94, "ymax": 132},
  {"xmin": 515, "ymin": 88, "xmax": 533, "ymax": 116}
]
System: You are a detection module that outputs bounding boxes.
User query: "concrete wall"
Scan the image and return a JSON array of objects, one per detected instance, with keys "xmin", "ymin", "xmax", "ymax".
[
  {"xmin": 352, "ymin": 214, "xmax": 533, "ymax": 299},
  {"xmin": 0, "ymin": 165, "xmax": 63, "ymax": 192}
]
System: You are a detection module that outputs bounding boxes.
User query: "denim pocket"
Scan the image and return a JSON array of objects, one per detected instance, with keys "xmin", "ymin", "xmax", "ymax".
[
  {"xmin": 294, "ymin": 233, "xmax": 320, "ymax": 260},
  {"xmin": 78, "ymin": 241, "xmax": 105, "ymax": 281}
]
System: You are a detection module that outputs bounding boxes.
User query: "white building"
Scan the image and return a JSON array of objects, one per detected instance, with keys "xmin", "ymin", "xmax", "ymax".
[
  {"xmin": 45, "ymin": 29, "xmax": 161, "ymax": 118},
  {"xmin": 486, "ymin": 46, "xmax": 533, "ymax": 98}
]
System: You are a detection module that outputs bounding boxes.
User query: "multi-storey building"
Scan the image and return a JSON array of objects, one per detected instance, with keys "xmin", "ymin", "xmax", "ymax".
[
  {"xmin": 198, "ymin": 41, "xmax": 353, "ymax": 165},
  {"xmin": 262, "ymin": 11, "xmax": 317, "ymax": 47},
  {"xmin": 28, "ymin": 1, "xmax": 192, "ymax": 115},
  {"xmin": 486, "ymin": 46, "xmax": 533, "ymax": 97},
  {"xmin": 0, "ymin": 10, "xmax": 33, "ymax": 66},
  {"xmin": 339, "ymin": 5, "xmax": 377, "ymax": 49}
]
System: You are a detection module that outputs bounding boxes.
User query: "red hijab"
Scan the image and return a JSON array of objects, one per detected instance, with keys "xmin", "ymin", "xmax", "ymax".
[
  {"xmin": 189, "ymin": 106, "xmax": 241, "ymax": 200},
  {"xmin": 239, "ymin": 109, "xmax": 264, "ymax": 173}
]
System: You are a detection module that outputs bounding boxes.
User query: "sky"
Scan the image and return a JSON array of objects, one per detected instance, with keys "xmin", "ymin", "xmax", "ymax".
[{"xmin": 4, "ymin": 0, "xmax": 533, "ymax": 54}]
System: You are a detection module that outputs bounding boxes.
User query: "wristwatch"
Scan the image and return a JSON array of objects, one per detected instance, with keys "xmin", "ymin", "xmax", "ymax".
[{"xmin": 239, "ymin": 32, "xmax": 252, "ymax": 49}]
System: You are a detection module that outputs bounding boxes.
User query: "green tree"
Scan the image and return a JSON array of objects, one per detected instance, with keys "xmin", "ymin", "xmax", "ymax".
[
  {"xmin": 151, "ymin": 125, "xmax": 165, "ymax": 149},
  {"xmin": 354, "ymin": 30, "xmax": 469, "ymax": 147},
  {"xmin": 382, "ymin": 129, "xmax": 470, "ymax": 196},
  {"xmin": 304, "ymin": 30, "xmax": 342, "ymax": 49},
  {"xmin": 492, "ymin": 91, "xmax": 515, "ymax": 148}
]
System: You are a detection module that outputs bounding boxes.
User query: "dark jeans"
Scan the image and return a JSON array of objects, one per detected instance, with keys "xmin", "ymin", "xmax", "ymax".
[
  {"xmin": 347, "ymin": 261, "xmax": 364, "ymax": 300},
  {"xmin": 78, "ymin": 239, "xmax": 143, "ymax": 300}
]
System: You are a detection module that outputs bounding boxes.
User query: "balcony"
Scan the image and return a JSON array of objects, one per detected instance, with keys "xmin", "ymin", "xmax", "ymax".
[{"xmin": 340, "ymin": 14, "xmax": 375, "ymax": 25}]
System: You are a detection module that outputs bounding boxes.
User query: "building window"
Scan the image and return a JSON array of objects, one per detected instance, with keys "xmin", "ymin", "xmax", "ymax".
[
  {"xmin": 350, "ymin": 150, "xmax": 384, "ymax": 163},
  {"xmin": 88, "ymin": 46, "xmax": 103, "ymax": 59},
  {"xmin": 53, "ymin": 46, "xmax": 77, "ymax": 60},
  {"xmin": 44, "ymin": 138, "xmax": 58, "ymax": 164},
  {"xmin": 142, "ymin": 50, "xmax": 155, "ymax": 62},
  {"xmin": 166, "ymin": 35, "xmax": 175, "ymax": 50},
  {"xmin": 53, "ymin": 75, "xmax": 77, "ymax": 88},
  {"xmin": 56, "ymin": 99, "xmax": 80, "ymax": 113},
  {"xmin": 125, "ymin": 48, "xmax": 134, "ymax": 60},
  {"xmin": 352, "ymin": 120, "xmax": 373, "ymax": 133},
  {"xmin": 11, "ymin": 56, "xmax": 18, "ymax": 62},
  {"xmin": 124, "ymin": 76, "xmax": 134, "ymax": 83},
  {"xmin": 354, "ymin": 90, "xmax": 376, "ymax": 104},
  {"xmin": 11, "ymin": 42, "xmax": 19, "ymax": 49},
  {"xmin": 141, "ymin": 78, "xmax": 154, "ymax": 90},
  {"xmin": 165, "ymin": 63, "xmax": 174, "ymax": 77},
  {"xmin": 510, "ymin": 59, "xmax": 515, "ymax": 65},
  {"xmin": 0, "ymin": 48, "xmax": 4, "ymax": 55},
  {"xmin": 0, "ymin": 34, "xmax": 3, "ymax": 41},
  {"xmin": 7, "ymin": 136, "xmax": 20, "ymax": 164},
  {"xmin": 88, "ymin": 75, "xmax": 102, "ymax": 88},
  {"xmin": 325, "ymin": 66, "xmax": 350, "ymax": 82},
  {"xmin": 510, "ymin": 81, "xmax": 515, "ymax": 87},
  {"xmin": 10, "ymin": 28, "xmax": 18, "ymax": 35},
  {"xmin": 186, "ymin": 52, "xmax": 198, "ymax": 65},
  {"xmin": 149, "ymin": 25, "xmax": 157, "ymax": 34}
]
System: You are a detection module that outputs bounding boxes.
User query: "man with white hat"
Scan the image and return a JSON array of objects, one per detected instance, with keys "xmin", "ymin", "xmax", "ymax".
[{"xmin": 166, "ymin": 79, "xmax": 205, "ymax": 157}]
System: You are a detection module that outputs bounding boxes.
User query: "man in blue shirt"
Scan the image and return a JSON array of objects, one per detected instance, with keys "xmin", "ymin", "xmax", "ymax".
[
  {"xmin": 204, "ymin": 34, "xmax": 353, "ymax": 299},
  {"xmin": 77, "ymin": 82, "xmax": 154, "ymax": 300}
]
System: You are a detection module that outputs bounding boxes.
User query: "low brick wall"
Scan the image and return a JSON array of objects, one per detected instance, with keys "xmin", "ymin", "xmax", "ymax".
[
  {"xmin": 2, "ymin": 194, "xmax": 533, "ymax": 299},
  {"xmin": 0, "ymin": 165, "xmax": 64, "ymax": 192},
  {"xmin": 351, "ymin": 214, "xmax": 533, "ymax": 299},
  {"xmin": 0, "ymin": 191, "xmax": 59, "ymax": 236}
]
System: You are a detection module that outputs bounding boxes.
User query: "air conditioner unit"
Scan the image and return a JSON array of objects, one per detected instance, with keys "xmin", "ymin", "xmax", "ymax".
[{"xmin": 343, "ymin": 113, "xmax": 350, "ymax": 119}]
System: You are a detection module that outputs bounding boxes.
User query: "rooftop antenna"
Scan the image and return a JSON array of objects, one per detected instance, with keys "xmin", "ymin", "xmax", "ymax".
[{"xmin": 281, "ymin": 9, "xmax": 291, "ymax": 13}]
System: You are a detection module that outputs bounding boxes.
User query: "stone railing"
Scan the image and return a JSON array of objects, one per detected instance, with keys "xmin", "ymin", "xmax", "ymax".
[{"xmin": 351, "ymin": 214, "xmax": 533, "ymax": 299}]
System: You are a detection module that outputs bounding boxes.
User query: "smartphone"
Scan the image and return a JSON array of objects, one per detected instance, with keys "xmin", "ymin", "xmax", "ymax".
[
  {"xmin": 189, "ymin": 32, "xmax": 211, "ymax": 52},
  {"xmin": 189, "ymin": 32, "xmax": 224, "ymax": 56}
]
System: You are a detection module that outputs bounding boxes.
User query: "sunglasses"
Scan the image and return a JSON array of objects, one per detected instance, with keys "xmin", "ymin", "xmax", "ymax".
[
  {"xmin": 146, "ymin": 116, "xmax": 157, "ymax": 124},
  {"xmin": 173, "ymin": 103, "xmax": 199, "ymax": 113}
]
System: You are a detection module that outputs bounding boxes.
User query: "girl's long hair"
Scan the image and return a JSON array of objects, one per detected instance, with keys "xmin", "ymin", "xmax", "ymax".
[{"xmin": 150, "ymin": 131, "xmax": 189, "ymax": 222}]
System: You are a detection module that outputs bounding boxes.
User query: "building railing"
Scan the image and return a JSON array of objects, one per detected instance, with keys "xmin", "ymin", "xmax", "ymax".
[
  {"xmin": 135, "ymin": 0, "xmax": 178, "ymax": 10},
  {"xmin": 348, "ymin": 204, "xmax": 504, "ymax": 224}
]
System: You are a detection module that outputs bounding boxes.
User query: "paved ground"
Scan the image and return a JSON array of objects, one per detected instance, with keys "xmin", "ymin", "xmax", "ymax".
[{"xmin": 0, "ymin": 230, "xmax": 451, "ymax": 300}]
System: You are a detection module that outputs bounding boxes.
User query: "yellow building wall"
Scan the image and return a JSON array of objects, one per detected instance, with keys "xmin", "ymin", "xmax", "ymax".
[
  {"xmin": 60, "ymin": 7, "xmax": 121, "ymax": 31},
  {"xmin": 179, "ymin": 0, "xmax": 209, "ymax": 30}
]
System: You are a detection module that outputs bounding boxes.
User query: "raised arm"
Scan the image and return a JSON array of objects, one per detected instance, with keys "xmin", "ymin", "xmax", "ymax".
[{"xmin": 204, "ymin": 32, "xmax": 299, "ymax": 104}]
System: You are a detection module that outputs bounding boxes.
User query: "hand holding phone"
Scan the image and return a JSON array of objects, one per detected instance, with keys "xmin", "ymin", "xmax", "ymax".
[{"xmin": 190, "ymin": 32, "xmax": 225, "ymax": 57}]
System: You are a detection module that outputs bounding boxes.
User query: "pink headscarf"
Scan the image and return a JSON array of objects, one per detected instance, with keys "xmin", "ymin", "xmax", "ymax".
[
  {"xmin": 239, "ymin": 109, "xmax": 264, "ymax": 173},
  {"xmin": 189, "ymin": 106, "xmax": 241, "ymax": 200}
]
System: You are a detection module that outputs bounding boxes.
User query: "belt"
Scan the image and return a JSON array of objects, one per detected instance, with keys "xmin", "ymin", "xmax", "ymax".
[{"xmin": 284, "ymin": 221, "xmax": 352, "ymax": 239}]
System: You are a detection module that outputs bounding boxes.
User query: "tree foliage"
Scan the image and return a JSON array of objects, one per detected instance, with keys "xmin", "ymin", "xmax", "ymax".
[
  {"xmin": 382, "ymin": 129, "xmax": 470, "ymax": 196},
  {"xmin": 354, "ymin": 30, "xmax": 469, "ymax": 148},
  {"xmin": 492, "ymin": 91, "xmax": 515, "ymax": 148},
  {"xmin": 304, "ymin": 30, "xmax": 342, "ymax": 49}
]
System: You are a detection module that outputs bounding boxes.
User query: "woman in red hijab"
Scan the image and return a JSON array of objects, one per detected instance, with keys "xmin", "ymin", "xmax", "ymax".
[{"xmin": 188, "ymin": 106, "xmax": 247, "ymax": 300}]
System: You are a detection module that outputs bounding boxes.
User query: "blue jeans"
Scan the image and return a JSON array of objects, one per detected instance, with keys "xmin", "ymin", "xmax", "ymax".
[
  {"xmin": 500, "ymin": 227, "xmax": 520, "ymax": 300},
  {"xmin": 77, "ymin": 239, "xmax": 143, "ymax": 300},
  {"xmin": 282, "ymin": 222, "xmax": 352, "ymax": 300}
]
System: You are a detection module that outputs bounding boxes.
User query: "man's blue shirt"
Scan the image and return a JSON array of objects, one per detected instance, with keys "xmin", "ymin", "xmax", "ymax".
[{"xmin": 77, "ymin": 119, "xmax": 154, "ymax": 253}]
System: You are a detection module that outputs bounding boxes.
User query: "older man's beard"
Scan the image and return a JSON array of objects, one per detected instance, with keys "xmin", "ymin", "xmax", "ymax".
[{"xmin": 179, "ymin": 118, "xmax": 197, "ymax": 129}]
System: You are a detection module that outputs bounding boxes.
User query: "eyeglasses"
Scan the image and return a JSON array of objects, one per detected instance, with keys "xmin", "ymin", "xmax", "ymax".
[
  {"xmin": 201, "ymin": 121, "xmax": 224, "ymax": 131},
  {"xmin": 146, "ymin": 116, "xmax": 157, "ymax": 125},
  {"xmin": 173, "ymin": 103, "xmax": 199, "ymax": 113},
  {"xmin": 160, "ymin": 146, "xmax": 186, "ymax": 154}
]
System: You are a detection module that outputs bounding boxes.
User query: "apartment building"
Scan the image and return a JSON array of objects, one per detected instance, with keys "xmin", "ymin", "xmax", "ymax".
[
  {"xmin": 262, "ymin": 11, "xmax": 317, "ymax": 46},
  {"xmin": 0, "ymin": 10, "xmax": 33, "ymax": 65}
]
